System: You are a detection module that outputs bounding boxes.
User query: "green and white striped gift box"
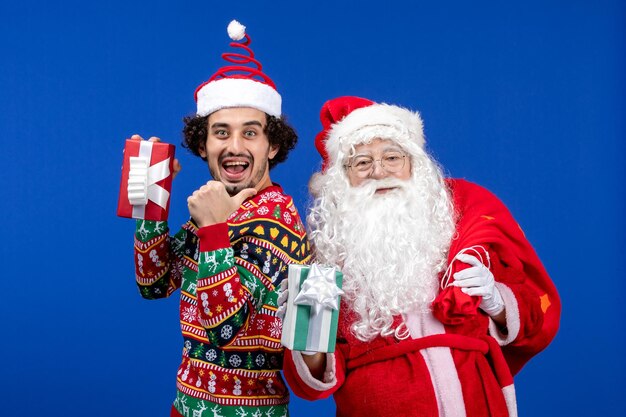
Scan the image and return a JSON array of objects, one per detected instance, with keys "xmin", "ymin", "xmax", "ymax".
[{"xmin": 281, "ymin": 264, "xmax": 343, "ymax": 353}]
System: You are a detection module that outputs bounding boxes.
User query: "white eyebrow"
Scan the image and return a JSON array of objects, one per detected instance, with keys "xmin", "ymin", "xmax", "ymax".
[
  {"xmin": 353, "ymin": 146, "xmax": 404, "ymax": 158},
  {"xmin": 382, "ymin": 146, "xmax": 404, "ymax": 153}
]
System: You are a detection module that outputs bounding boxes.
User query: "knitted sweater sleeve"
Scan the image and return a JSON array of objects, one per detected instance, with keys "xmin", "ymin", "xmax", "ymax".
[{"xmin": 134, "ymin": 219, "xmax": 186, "ymax": 299}]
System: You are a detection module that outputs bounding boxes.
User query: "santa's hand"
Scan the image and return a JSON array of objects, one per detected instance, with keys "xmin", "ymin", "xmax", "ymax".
[
  {"xmin": 187, "ymin": 181, "xmax": 256, "ymax": 228},
  {"xmin": 276, "ymin": 279, "xmax": 319, "ymax": 356},
  {"xmin": 452, "ymin": 253, "xmax": 504, "ymax": 317},
  {"xmin": 276, "ymin": 279, "xmax": 289, "ymax": 321}
]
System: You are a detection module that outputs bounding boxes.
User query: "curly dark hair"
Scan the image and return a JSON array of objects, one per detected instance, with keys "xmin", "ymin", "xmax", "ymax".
[{"xmin": 182, "ymin": 112, "xmax": 298, "ymax": 170}]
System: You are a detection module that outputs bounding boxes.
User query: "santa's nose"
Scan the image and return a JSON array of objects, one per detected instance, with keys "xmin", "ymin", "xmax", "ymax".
[{"xmin": 369, "ymin": 161, "xmax": 388, "ymax": 179}]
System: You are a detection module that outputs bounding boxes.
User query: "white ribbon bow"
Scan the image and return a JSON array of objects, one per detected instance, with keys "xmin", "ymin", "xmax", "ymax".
[
  {"xmin": 127, "ymin": 141, "xmax": 171, "ymax": 219},
  {"xmin": 293, "ymin": 264, "xmax": 344, "ymax": 315}
]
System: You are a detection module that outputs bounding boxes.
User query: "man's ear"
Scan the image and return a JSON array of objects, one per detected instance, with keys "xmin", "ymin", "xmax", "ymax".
[
  {"xmin": 268, "ymin": 143, "xmax": 279, "ymax": 160},
  {"xmin": 198, "ymin": 141, "xmax": 207, "ymax": 158}
]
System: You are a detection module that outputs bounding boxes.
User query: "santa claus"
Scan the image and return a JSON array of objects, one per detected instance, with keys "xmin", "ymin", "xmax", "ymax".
[{"xmin": 282, "ymin": 96, "xmax": 560, "ymax": 417}]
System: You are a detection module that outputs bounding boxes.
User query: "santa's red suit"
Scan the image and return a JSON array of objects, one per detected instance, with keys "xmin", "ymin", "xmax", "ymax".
[{"xmin": 283, "ymin": 179, "xmax": 560, "ymax": 417}]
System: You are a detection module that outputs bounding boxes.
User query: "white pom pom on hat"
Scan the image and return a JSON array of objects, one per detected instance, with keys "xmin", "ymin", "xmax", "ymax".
[
  {"xmin": 194, "ymin": 20, "xmax": 282, "ymax": 117},
  {"xmin": 227, "ymin": 20, "xmax": 246, "ymax": 41}
]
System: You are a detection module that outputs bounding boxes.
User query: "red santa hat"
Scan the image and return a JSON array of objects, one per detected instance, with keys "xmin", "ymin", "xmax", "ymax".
[
  {"xmin": 314, "ymin": 96, "xmax": 426, "ymax": 172},
  {"xmin": 194, "ymin": 20, "xmax": 281, "ymax": 117}
]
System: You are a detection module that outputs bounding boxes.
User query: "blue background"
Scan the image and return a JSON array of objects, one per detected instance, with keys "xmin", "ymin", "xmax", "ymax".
[{"xmin": 1, "ymin": 1, "xmax": 624, "ymax": 416}]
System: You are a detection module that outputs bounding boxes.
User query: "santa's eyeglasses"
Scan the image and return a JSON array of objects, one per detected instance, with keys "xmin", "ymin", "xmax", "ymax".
[{"xmin": 345, "ymin": 152, "xmax": 407, "ymax": 178}]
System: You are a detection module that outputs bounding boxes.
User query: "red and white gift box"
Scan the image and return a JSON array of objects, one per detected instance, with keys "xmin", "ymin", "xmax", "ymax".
[{"xmin": 117, "ymin": 139, "xmax": 175, "ymax": 221}]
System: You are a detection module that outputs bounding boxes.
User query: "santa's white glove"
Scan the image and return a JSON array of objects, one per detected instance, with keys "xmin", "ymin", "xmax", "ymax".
[
  {"xmin": 276, "ymin": 279, "xmax": 289, "ymax": 321},
  {"xmin": 452, "ymin": 253, "xmax": 504, "ymax": 317},
  {"xmin": 276, "ymin": 279, "xmax": 316, "ymax": 356}
]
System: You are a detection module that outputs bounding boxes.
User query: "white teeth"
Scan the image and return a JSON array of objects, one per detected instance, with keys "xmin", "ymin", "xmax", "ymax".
[{"xmin": 224, "ymin": 161, "xmax": 248, "ymax": 167}]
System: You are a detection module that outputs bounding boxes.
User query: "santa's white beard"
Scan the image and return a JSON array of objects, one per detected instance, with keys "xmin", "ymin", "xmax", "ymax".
[{"xmin": 308, "ymin": 153, "xmax": 456, "ymax": 341}]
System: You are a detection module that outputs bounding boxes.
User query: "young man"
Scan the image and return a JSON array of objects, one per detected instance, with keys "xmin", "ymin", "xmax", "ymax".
[
  {"xmin": 132, "ymin": 21, "xmax": 310, "ymax": 417},
  {"xmin": 282, "ymin": 96, "xmax": 560, "ymax": 417}
]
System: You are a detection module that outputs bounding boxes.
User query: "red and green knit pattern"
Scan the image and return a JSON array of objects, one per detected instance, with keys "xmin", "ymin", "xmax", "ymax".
[
  {"xmin": 173, "ymin": 391, "xmax": 289, "ymax": 417},
  {"xmin": 134, "ymin": 185, "xmax": 310, "ymax": 414}
]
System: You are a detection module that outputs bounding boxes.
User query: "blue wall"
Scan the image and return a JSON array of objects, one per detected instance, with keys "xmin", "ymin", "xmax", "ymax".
[{"xmin": 1, "ymin": 1, "xmax": 623, "ymax": 416}]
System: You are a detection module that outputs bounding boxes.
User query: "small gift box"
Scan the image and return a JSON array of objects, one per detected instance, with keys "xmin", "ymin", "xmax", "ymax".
[
  {"xmin": 117, "ymin": 139, "xmax": 175, "ymax": 221},
  {"xmin": 281, "ymin": 264, "xmax": 343, "ymax": 353}
]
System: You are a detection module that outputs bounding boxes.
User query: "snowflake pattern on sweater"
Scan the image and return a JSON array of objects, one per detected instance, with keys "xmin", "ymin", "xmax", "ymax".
[{"xmin": 134, "ymin": 185, "xmax": 310, "ymax": 415}]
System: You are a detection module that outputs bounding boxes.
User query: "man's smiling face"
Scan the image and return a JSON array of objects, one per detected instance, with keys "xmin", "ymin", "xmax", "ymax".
[{"xmin": 199, "ymin": 107, "xmax": 278, "ymax": 195}]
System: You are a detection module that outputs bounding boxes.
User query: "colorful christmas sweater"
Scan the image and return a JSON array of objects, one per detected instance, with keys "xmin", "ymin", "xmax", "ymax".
[
  {"xmin": 134, "ymin": 184, "xmax": 311, "ymax": 417},
  {"xmin": 283, "ymin": 179, "xmax": 560, "ymax": 417}
]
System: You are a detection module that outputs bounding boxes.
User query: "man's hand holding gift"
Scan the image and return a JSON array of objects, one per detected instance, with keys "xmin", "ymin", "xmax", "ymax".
[
  {"xmin": 130, "ymin": 135, "xmax": 182, "ymax": 179},
  {"xmin": 117, "ymin": 135, "xmax": 178, "ymax": 221}
]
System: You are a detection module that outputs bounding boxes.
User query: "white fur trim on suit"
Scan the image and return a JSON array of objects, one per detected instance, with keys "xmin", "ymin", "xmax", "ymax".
[
  {"xmin": 324, "ymin": 103, "xmax": 425, "ymax": 165},
  {"xmin": 290, "ymin": 350, "xmax": 338, "ymax": 391},
  {"xmin": 404, "ymin": 310, "xmax": 467, "ymax": 417},
  {"xmin": 196, "ymin": 78, "xmax": 282, "ymax": 117},
  {"xmin": 502, "ymin": 384, "xmax": 518, "ymax": 417},
  {"xmin": 488, "ymin": 283, "xmax": 521, "ymax": 345}
]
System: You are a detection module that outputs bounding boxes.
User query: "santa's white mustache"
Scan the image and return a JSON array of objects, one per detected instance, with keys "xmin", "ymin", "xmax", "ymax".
[{"xmin": 352, "ymin": 177, "xmax": 409, "ymax": 195}]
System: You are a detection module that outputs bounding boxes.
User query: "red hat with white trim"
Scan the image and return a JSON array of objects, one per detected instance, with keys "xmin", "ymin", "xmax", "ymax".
[
  {"xmin": 314, "ymin": 96, "xmax": 426, "ymax": 172},
  {"xmin": 194, "ymin": 20, "xmax": 281, "ymax": 117}
]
